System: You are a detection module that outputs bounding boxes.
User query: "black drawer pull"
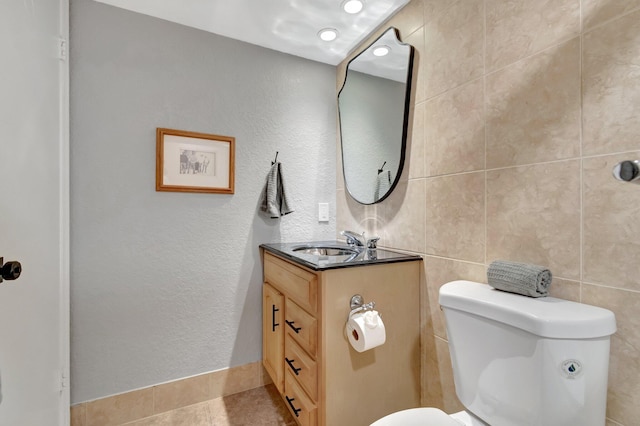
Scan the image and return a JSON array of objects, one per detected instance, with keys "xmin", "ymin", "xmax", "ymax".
[
  {"xmin": 285, "ymin": 395, "xmax": 302, "ymax": 417},
  {"xmin": 285, "ymin": 320, "xmax": 301, "ymax": 334},
  {"xmin": 285, "ymin": 357, "xmax": 302, "ymax": 375},
  {"xmin": 271, "ymin": 304, "xmax": 279, "ymax": 332}
]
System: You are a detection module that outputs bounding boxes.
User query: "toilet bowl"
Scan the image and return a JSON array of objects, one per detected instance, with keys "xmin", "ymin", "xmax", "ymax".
[
  {"xmin": 371, "ymin": 407, "xmax": 487, "ymax": 426},
  {"xmin": 370, "ymin": 280, "xmax": 616, "ymax": 426}
]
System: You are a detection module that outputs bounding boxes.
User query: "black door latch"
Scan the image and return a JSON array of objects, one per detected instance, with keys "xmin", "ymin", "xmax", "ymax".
[{"xmin": 0, "ymin": 257, "xmax": 22, "ymax": 283}]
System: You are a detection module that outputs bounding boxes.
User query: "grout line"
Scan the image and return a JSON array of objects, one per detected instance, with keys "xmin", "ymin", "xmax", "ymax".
[
  {"xmin": 422, "ymin": 253, "xmax": 486, "ymax": 268},
  {"xmin": 483, "ymin": 79, "xmax": 488, "ymax": 266},
  {"xmin": 483, "ymin": 0, "xmax": 488, "ymax": 266},
  {"xmin": 579, "ymin": 0, "xmax": 584, "ymax": 35},
  {"xmin": 407, "ymin": 148, "xmax": 640, "ymax": 182},
  {"xmin": 581, "ymin": 281, "xmax": 640, "ymax": 295},
  {"xmin": 582, "ymin": 4, "xmax": 640, "ymax": 35},
  {"xmin": 483, "ymin": 0, "xmax": 487, "ymax": 76},
  {"xmin": 422, "ymin": 74, "xmax": 485, "ymax": 105},
  {"xmin": 578, "ymin": 16, "xmax": 584, "ymax": 302},
  {"xmin": 484, "ymin": 34, "xmax": 580, "ymax": 78}
]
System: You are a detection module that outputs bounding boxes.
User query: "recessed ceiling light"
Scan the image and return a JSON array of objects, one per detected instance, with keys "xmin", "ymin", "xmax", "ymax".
[
  {"xmin": 342, "ymin": 0, "xmax": 364, "ymax": 14},
  {"xmin": 318, "ymin": 28, "xmax": 338, "ymax": 42},
  {"xmin": 373, "ymin": 45, "xmax": 390, "ymax": 56}
]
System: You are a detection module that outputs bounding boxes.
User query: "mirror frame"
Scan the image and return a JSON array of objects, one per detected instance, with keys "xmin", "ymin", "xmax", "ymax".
[{"xmin": 338, "ymin": 27, "xmax": 415, "ymax": 205}]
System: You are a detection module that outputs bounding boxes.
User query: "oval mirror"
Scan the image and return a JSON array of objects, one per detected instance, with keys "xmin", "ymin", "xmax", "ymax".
[{"xmin": 338, "ymin": 27, "xmax": 414, "ymax": 204}]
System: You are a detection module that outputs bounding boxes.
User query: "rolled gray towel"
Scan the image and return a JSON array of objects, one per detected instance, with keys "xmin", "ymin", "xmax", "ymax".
[{"xmin": 487, "ymin": 260, "xmax": 552, "ymax": 298}]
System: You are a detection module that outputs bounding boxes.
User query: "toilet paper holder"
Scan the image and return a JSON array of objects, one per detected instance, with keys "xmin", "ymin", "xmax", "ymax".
[{"xmin": 349, "ymin": 294, "xmax": 376, "ymax": 318}]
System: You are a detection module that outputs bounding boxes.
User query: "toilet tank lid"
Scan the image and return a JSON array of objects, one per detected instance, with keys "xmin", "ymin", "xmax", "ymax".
[{"xmin": 439, "ymin": 281, "xmax": 616, "ymax": 339}]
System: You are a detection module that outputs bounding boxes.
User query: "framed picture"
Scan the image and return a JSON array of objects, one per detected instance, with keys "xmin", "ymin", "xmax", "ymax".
[{"xmin": 156, "ymin": 128, "xmax": 235, "ymax": 194}]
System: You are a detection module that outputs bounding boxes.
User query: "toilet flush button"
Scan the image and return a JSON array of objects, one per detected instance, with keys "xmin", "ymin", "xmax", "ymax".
[{"xmin": 560, "ymin": 359, "xmax": 583, "ymax": 379}]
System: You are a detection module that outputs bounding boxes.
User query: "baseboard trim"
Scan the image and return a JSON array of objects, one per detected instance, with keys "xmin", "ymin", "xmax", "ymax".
[{"xmin": 70, "ymin": 361, "xmax": 271, "ymax": 426}]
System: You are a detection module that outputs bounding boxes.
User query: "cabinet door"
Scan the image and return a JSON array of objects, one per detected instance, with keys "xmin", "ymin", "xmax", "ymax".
[{"xmin": 263, "ymin": 283, "xmax": 284, "ymax": 393}]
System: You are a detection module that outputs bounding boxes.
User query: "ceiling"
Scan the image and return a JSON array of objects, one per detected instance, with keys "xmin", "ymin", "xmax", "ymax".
[{"xmin": 93, "ymin": 0, "xmax": 410, "ymax": 65}]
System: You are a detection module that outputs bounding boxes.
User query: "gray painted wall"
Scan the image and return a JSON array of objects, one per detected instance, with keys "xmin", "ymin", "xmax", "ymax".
[{"xmin": 70, "ymin": 0, "xmax": 336, "ymax": 403}]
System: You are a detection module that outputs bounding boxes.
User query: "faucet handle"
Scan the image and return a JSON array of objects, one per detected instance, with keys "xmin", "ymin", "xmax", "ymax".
[{"xmin": 366, "ymin": 236, "xmax": 380, "ymax": 249}]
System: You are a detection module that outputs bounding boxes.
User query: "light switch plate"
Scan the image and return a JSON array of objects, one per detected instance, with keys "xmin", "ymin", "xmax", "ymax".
[{"xmin": 318, "ymin": 203, "xmax": 329, "ymax": 222}]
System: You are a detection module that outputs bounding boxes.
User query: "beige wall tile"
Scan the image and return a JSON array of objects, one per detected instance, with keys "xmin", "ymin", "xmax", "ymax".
[
  {"xmin": 486, "ymin": 38, "xmax": 581, "ymax": 169},
  {"xmin": 210, "ymin": 362, "xmax": 261, "ymax": 399},
  {"xmin": 425, "ymin": 172, "xmax": 485, "ymax": 262},
  {"xmin": 380, "ymin": 179, "xmax": 426, "ymax": 253},
  {"xmin": 486, "ymin": 160, "xmax": 581, "ymax": 280},
  {"xmin": 423, "ymin": 256, "xmax": 487, "ymax": 340},
  {"xmin": 85, "ymin": 388, "xmax": 153, "ymax": 426},
  {"xmin": 583, "ymin": 153, "xmax": 640, "ymax": 291},
  {"xmin": 423, "ymin": 0, "xmax": 484, "ymax": 99},
  {"xmin": 122, "ymin": 401, "xmax": 212, "ymax": 425},
  {"xmin": 405, "ymin": 27, "xmax": 426, "ymax": 105},
  {"xmin": 153, "ymin": 374, "xmax": 210, "ymax": 414},
  {"xmin": 583, "ymin": 9, "xmax": 640, "ymax": 156},
  {"xmin": 424, "ymin": 0, "xmax": 460, "ymax": 23},
  {"xmin": 71, "ymin": 403, "xmax": 86, "ymax": 426},
  {"xmin": 421, "ymin": 332, "xmax": 444, "ymax": 407},
  {"xmin": 583, "ymin": 284, "xmax": 640, "ymax": 425},
  {"xmin": 408, "ymin": 103, "xmax": 426, "ymax": 180},
  {"xmin": 337, "ymin": 1, "xmax": 640, "ymax": 423},
  {"xmin": 486, "ymin": 0, "xmax": 580, "ymax": 71},
  {"xmin": 548, "ymin": 278, "xmax": 580, "ymax": 302},
  {"xmin": 434, "ymin": 337, "xmax": 464, "ymax": 414},
  {"xmin": 387, "ymin": 0, "xmax": 425, "ymax": 43},
  {"xmin": 78, "ymin": 364, "xmax": 268, "ymax": 425},
  {"xmin": 258, "ymin": 364, "xmax": 273, "ymax": 387},
  {"xmin": 582, "ymin": 0, "xmax": 640, "ymax": 31},
  {"xmin": 425, "ymin": 78, "xmax": 485, "ymax": 176},
  {"xmin": 336, "ymin": 189, "xmax": 380, "ymax": 241}
]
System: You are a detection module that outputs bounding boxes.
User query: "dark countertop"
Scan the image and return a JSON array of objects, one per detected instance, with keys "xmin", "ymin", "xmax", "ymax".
[{"xmin": 260, "ymin": 241, "xmax": 422, "ymax": 271}]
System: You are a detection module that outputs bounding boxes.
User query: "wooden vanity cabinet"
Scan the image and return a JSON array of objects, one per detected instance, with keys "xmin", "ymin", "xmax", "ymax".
[
  {"xmin": 263, "ymin": 282, "xmax": 284, "ymax": 393},
  {"xmin": 262, "ymin": 250, "xmax": 421, "ymax": 426}
]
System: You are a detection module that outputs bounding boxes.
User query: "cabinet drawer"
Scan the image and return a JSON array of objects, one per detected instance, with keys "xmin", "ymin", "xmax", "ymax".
[
  {"xmin": 264, "ymin": 253, "xmax": 317, "ymax": 313},
  {"xmin": 285, "ymin": 335, "xmax": 317, "ymax": 401},
  {"xmin": 285, "ymin": 370, "xmax": 317, "ymax": 426},
  {"xmin": 285, "ymin": 299, "xmax": 317, "ymax": 356}
]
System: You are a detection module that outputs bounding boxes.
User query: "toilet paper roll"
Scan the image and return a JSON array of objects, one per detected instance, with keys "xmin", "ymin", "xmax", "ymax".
[{"xmin": 346, "ymin": 310, "xmax": 386, "ymax": 352}]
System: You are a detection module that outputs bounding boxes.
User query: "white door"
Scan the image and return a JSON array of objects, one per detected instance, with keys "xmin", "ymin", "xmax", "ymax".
[{"xmin": 0, "ymin": 0, "xmax": 69, "ymax": 424}]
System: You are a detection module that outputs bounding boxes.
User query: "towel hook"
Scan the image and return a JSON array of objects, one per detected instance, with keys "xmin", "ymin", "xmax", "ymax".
[{"xmin": 272, "ymin": 151, "xmax": 279, "ymax": 165}]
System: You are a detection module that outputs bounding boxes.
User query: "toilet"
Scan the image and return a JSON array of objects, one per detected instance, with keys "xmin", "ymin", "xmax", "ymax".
[{"xmin": 371, "ymin": 280, "xmax": 616, "ymax": 426}]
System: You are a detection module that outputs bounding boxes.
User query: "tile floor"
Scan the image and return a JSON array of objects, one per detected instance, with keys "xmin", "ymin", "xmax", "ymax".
[{"xmin": 121, "ymin": 384, "xmax": 297, "ymax": 426}]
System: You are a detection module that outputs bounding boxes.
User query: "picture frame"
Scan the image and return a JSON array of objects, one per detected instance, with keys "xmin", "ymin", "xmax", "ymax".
[{"xmin": 156, "ymin": 128, "xmax": 235, "ymax": 194}]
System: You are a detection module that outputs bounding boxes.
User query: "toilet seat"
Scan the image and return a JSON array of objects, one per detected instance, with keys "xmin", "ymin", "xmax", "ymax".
[{"xmin": 370, "ymin": 407, "xmax": 462, "ymax": 426}]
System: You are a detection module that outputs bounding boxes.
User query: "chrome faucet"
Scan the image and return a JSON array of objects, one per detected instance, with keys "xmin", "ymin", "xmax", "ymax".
[
  {"xmin": 341, "ymin": 230, "xmax": 380, "ymax": 249},
  {"xmin": 341, "ymin": 230, "xmax": 364, "ymax": 247}
]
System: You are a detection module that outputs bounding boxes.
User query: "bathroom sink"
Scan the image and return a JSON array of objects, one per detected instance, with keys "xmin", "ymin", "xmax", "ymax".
[
  {"xmin": 261, "ymin": 241, "xmax": 423, "ymax": 270},
  {"xmin": 292, "ymin": 245, "xmax": 360, "ymax": 256}
]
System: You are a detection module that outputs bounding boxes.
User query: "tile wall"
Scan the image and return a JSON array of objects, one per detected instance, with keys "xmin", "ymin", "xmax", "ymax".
[
  {"xmin": 337, "ymin": 1, "xmax": 640, "ymax": 425},
  {"xmin": 70, "ymin": 362, "xmax": 271, "ymax": 426}
]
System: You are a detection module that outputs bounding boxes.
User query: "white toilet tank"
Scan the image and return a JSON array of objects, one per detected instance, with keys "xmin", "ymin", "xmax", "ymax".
[{"xmin": 439, "ymin": 280, "xmax": 616, "ymax": 426}]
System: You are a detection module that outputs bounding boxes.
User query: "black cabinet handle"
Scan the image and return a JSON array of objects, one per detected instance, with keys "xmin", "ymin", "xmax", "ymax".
[
  {"xmin": 285, "ymin": 357, "xmax": 302, "ymax": 375},
  {"xmin": 271, "ymin": 304, "xmax": 279, "ymax": 332},
  {"xmin": 285, "ymin": 320, "xmax": 301, "ymax": 334},
  {"xmin": 285, "ymin": 395, "xmax": 301, "ymax": 417}
]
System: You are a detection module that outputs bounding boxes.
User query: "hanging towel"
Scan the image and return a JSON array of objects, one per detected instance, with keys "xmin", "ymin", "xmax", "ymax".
[
  {"xmin": 374, "ymin": 170, "xmax": 392, "ymax": 202},
  {"xmin": 487, "ymin": 260, "xmax": 552, "ymax": 297},
  {"xmin": 260, "ymin": 162, "xmax": 294, "ymax": 218}
]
